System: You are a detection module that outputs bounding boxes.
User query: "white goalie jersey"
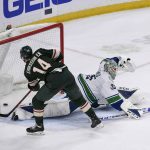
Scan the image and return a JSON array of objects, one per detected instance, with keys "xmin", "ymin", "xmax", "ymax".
[
  {"xmin": 76, "ymin": 72, "xmax": 116, "ymax": 106},
  {"xmin": 76, "ymin": 56, "xmax": 137, "ymax": 107},
  {"xmin": 76, "ymin": 56, "xmax": 144, "ymax": 119}
]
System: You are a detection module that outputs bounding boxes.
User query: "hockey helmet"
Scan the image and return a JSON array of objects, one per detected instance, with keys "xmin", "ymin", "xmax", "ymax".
[
  {"xmin": 103, "ymin": 58, "xmax": 118, "ymax": 80},
  {"xmin": 20, "ymin": 45, "xmax": 33, "ymax": 62}
]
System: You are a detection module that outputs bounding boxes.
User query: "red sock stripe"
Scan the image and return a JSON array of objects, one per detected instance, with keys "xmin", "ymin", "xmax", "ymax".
[
  {"xmin": 80, "ymin": 102, "xmax": 88, "ymax": 109},
  {"xmin": 34, "ymin": 109, "xmax": 44, "ymax": 113},
  {"xmin": 80, "ymin": 102, "xmax": 91, "ymax": 112},
  {"xmin": 33, "ymin": 109, "xmax": 44, "ymax": 117}
]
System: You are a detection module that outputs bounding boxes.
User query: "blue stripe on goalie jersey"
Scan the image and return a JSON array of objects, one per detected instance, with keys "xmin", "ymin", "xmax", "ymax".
[
  {"xmin": 77, "ymin": 74, "xmax": 98, "ymax": 104},
  {"xmin": 106, "ymin": 94, "xmax": 123, "ymax": 111},
  {"xmin": 118, "ymin": 89, "xmax": 137, "ymax": 99}
]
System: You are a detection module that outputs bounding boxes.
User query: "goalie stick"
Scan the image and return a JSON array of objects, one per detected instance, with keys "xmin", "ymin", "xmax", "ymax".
[
  {"xmin": 100, "ymin": 107, "xmax": 150, "ymax": 120},
  {"xmin": 0, "ymin": 90, "xmax": 32, "ymax": 117}
]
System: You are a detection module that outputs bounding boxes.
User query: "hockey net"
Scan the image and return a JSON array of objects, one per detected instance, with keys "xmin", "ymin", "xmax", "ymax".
[{"xmin": 0, "ymin": 23, "xmax": 64, "ymax": 96}]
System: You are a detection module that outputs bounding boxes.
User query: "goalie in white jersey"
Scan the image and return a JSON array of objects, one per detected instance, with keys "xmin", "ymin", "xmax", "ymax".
[
  {"xmin": 12, "ymin": 56, "xmax": 144, "ymax": 120},
  {"xmin": 76, "ymin": 56, "xmax": 143, "ymax": 119}
]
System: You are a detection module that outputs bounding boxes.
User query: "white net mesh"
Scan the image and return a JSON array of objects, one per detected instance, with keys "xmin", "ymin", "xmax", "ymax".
[
  {"xmin": 0, "ymin": 23, "xmax": 64, "ymax": 94},
  {"xmin": 0, "ymin": 73, "xmax": 13, "ymax": 96}
]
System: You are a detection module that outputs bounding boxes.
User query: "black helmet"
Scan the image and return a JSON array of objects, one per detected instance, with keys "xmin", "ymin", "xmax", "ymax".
[{"xmin": 20, "ymin": 46, "xmax": 33, "ymax": 62}]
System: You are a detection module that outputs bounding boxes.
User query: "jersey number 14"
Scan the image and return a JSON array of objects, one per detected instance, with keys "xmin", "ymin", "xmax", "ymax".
[{"xmin": 33, "ymin": 59, "xmax": 51, "ymax": 74}]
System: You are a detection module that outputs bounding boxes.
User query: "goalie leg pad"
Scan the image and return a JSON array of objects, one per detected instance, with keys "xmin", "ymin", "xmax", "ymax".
[
  {"xmin": 120, "ymin": 101, "xmax": 143, "ymax": 119},
  {"xmin": 127, "ymin": 90, "xmax": 145, "ymax": 105},
  {"xmin": 127, "ymin": 109, "xmax": 141, "ymax": 119},
  {"xmin": 118, "ymin": 87, "xmax": 137, "ymax": 99},
  {"xmin": 118, "ymin": 87, "xmax": 145, "ymax": 105}
]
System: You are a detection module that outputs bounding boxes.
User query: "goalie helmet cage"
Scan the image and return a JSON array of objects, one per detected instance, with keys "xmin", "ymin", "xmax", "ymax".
[{"xmin": 0, "ymin": 23, "xmax": 64, "ymax": 88}]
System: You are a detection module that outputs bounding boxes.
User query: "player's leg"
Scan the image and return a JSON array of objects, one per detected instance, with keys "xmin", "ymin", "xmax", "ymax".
[
  {"xmin": 26, "ymin": 85, "xmax": 59, "ymax": 134},
  {"xmin": 26, "ymin": 70, "xmax": 75, "ymax": 134},
  {"xmin": 62, "ymin": 69, "xmax": 103, "ymax": 128}
]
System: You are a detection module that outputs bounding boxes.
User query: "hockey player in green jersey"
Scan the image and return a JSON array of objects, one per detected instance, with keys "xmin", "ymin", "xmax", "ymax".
[{"xmin": 20, "ymin": 45, "xmax": 103, "ymax": 135}]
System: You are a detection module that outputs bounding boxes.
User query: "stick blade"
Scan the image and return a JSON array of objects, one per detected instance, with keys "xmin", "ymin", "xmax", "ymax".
[{"xmin": 0, "ymin": 113, "xmax": 9, "ymax": 117}]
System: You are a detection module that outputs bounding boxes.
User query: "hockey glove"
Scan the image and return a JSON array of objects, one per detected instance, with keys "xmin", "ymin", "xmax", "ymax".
[
  {"xmin": 118, "ymin": 56, "xmax": 136, "ymax": 72},
  {"xmin": 28, "ymin": 83, "xmax": 40, "ymax": 91}
]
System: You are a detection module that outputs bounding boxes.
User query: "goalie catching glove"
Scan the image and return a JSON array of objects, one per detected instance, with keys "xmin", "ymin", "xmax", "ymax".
[{"xmin": 118, "ymin": 56, "xmax": 136, "ymax": 72}]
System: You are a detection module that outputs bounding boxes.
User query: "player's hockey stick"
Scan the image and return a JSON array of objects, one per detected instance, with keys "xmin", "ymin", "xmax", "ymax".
[
  {"xmin": 100, "ymin": 107, "xmax": 150, "ymax": 120},
  {"xmin": 0, "ymin": 90, "xmax": 32, "ymax": 117}
]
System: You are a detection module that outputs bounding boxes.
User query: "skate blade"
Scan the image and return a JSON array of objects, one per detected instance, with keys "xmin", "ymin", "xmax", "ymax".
[
  {"xmin": 92, "ymin": 123, "xmax": 104, "ymax": 129},
  {"xmin": 128, "ymin": 116, "xmax": 140, "ymax": 120},
  {"xmin": 27, "ymin": 131, "xmax": 45, "ymax": 136}
]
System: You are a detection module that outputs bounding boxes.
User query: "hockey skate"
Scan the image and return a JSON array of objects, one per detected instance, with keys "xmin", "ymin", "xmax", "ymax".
[
  {"xmin": 91, "ymin": 117, "xmax": 104, "ymax": 128},
  {"xmin": 26, "ymin": 124, "xmax": 44, "ymax": 135}
]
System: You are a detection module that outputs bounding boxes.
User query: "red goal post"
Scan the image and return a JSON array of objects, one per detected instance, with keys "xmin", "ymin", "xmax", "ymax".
[{"xmin": 0, "ymin": 23, "xmax": 64, "ymax": 88}]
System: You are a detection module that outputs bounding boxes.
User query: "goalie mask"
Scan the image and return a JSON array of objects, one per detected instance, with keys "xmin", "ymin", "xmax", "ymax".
[
  {"xmin": 103, "ymin": 59, "xmax": 118, "ymax": 80},
  {"xmin": 20, "ymin": 46, "xmax": 33, "ymax": 62}
]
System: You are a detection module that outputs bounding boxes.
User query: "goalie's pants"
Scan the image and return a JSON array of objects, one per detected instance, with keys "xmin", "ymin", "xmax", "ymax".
[{"xmin": 32, "ymin": 67, "xmax": 85, "ymax": 110}]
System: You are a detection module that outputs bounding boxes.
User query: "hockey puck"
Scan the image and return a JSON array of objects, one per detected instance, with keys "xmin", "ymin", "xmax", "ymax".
[{"xmin": 3, "ymin": 103, "xmax": 8, "ymax": 106}]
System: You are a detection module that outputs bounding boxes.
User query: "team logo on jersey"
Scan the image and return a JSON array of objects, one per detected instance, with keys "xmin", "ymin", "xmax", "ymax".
[{"xmin": 110, "ymin": 84, "xmax": 116, "ymax": 90}]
